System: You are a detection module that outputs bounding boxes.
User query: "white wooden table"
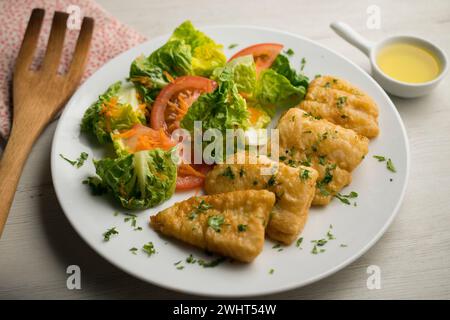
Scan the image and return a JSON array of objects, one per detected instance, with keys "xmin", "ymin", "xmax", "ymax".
[{"xmin": 1, "ymin": 0, "xmax": 449, "ymax": 299}]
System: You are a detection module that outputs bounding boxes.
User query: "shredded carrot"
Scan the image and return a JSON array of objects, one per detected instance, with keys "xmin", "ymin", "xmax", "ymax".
[
  {"xmin": 114, "ymin": 125, "xmax": 176, "ymax": 152},
  {"xmin": 135, "ymin": 128, "xmax": 175, "ymax": 151},
  {"xmin": 248, "ymin": 107, "xmax": 263, "ymax": 124},
  {"xmin": 163, "ymin": 71, "xmax": 175, "ymax": 83},
  {"xmin": 166, "ymin": 91, "xmax": 195, "ymax": 133},
  {"xmin": 130, "ymin": 76, "xmax": 152, "ymax": 87}
]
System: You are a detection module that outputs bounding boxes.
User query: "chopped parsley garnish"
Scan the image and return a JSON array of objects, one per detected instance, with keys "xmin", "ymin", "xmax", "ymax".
[
  {"xmin": 272, "ymin": 243, "xmax": 283, "ymax": 251},
  {"xmin": 373, "ymin": 155, "xmax": 386, "ymax": 162},
  {"xmin": 198, "ymin": 256, "xmax": 226, "ymax": 268},
  {"xmin": 335, "ymin": 191, "xmax": 358, "ymax": 205},
  {"xmin": 316, "ymin": 163, "xmax": 336, "ymax": 195},
  {"xmin": 318, "ymin": 185, "xmax": 330, "ymax": 196},
  {"xmin": 124, "ymin": 213, "xmax": 137, "ymax": 227},
  {"xmin": 314, "ymin": 74, "xmax": 321, "ymax": 79},
  {"xmin": 60, "ymin": 152, "xmax": 88, "ymax": 168},
  {"xmin": 82, "ymin": 177, "xmax": 108, "ymax": 196},
  {"xmin": 174, "ymin": 260, "xmax": 182, "ymax": 266},
  {"xmin": 318, "ymin": 155, "xmax": 327, "ymax": 166},
  {"xmin": 208, "ymin": 215, "xmax": 225, "ymax": 232},
  {"xmin": 238, "ymin": 224, "xmax": 247, "ymax": 232},
  {"xmin": 188, "ymin": 212, "xmax": 198, "ymax": 220},
  {"xmin": 310, "ymin": 225, "xmax": 335, "ymax": 254},
  {"xmin": 189, "ymin": 200, "xmax": 212, "ymax": 220},
  {"xmin": 301, "ymin": 156, "xmax": 312, "ymax": 167},
  {"xmin": 373, "ymin": 155, "xmax": 396, "ymax": 173},
  {"xmin": 222, "ymin": 166, "xmax": 235, "ymax": 180},
  {"xmin": 103, "ymin": 227, "xmax": 118, "ymax": 242},
  {"xmin": 300, "ymin": 57, "xmax": 306, "ymax": 71},
  {"xmin": 266, "ymin": 175, "xmax": 277, "ymax": 187},
  {"xmin": 340, "ymin": 244, "xmax": 348, "ymax": 248},
  {"xmin": 386, "ymin": 158, "xmax": 396, "ymax": 173},
  {"xmin": 296, "ymin": 237, "xmax": 303, "ymax": 249},
  {"xmin": 176, "ymin": 265, "xmax": 184, "ymax": 270},
  {"xmin": 300, "ymin": 169, "xmax": 310, "ymax": 181},
  {"xmin": 239, "ymin": 167, "xmax": 245, "ymax": 177},
  {"xmin": 186, "ymin": 254, "xmax": 197, "ymax": 264},
  {"xmin": 129, "ymin": 247, "xmax": 138, "ymax": 255},
  {"xmin": 269, "ymin": 268, "xmax": 275, "ymax": 275},
  {"xmin": 181, "ymin": 254, "xmax": 225, "ymax": 268},
  {"xmin": 336, "ymin": 96, "xmax": 347, "ymax": 108},
  {"xmin": 142, "ymin": 242, "xmax": 156, "ymax": 256},
  {"xmin": 285, "ymin": 48, "xmax": 294, "ymax": 56},
  {"xmin": 324, "ymin": 82, "xmax": 331, "ymax": 88},
  {"xmin": 228, "ymin": 43, "xmax": 238, "ymax": 49}
]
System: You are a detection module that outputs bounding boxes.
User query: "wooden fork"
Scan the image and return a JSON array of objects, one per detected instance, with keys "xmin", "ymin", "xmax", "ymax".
[{"xmin": 0, "ymin": 9, "xmax": 94, "ymax": 237}]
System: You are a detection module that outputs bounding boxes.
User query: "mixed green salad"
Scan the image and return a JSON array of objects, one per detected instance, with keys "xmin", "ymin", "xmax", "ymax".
[{"xmin": 80, "ymin": 21, "xmax": 309, "ymax": 210}]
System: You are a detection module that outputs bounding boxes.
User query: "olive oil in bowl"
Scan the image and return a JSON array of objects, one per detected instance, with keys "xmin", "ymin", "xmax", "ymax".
[{"xmin": 376, "ymin": 43, "xmax": 441, "ymax": 83}]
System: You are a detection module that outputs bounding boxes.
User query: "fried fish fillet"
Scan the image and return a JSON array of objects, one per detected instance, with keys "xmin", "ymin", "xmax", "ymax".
[
  {"xmin": 150, "ymin": 190, "xmax": 275, "ymax": 262},
  {"xmin": 299, "ymin": 75, "xmax": 379, "ymax": 138},
  {"xmin": 205, "ymin": 152, "xmax": 318, "ymax": 245},
  {"xmin": 277, "ymin": 108, "xmax": 369, "ymax": 205}
]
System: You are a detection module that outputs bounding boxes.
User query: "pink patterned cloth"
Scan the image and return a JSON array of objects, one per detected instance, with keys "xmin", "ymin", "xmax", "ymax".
[{"xmin": 0, "ymin": 0, "xmax": 146, "ymax": 144}]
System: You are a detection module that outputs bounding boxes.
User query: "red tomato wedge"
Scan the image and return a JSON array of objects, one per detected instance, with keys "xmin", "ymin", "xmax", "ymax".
[
  {"xmin": 150, "ymin": 76, "xmax": 217, "ymax": 191},
  {"xmin": 150, "ymin": 76, "xmax": 217, "ymax": 134},
  {"xmin": 176, "ymin": 163, "xmax": 213, "ymax": 191},
  {"xmin": 229, "ymin": 43, "xmax": 283, "ymax": 74}
]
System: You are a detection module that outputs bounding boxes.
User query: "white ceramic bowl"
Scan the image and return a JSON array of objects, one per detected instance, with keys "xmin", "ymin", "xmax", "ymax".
[{"xmin": 331, "ymin": 22, "xmax": 448, "ymax": 98}]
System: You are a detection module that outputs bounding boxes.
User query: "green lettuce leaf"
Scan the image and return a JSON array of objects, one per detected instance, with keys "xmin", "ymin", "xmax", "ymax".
[
  {"xmin": 211, "ymin": 55, "xmax": 256, "ymax": 95},
  {"xmin": 129, "ymin": 55, "xmax": 171, "ymax": 103},
  {"xmin": 94, "ymin": 149, "xmax": 177, "ymax": 210},
  {"xmin": 181, "ymin": 80, "xmax": 249, "ymax": 133},
  {"xmin": 270, "ymin": 54, "xmax": 309, "ymax": 88},
  {"xmin": 147, "ymin": 40, "xmax": 193, "ymax": 76},
  {"xmin": 129, "ymin": 21, "xmax": 226, "ymax": 102},
  {"xmin": 254, "ymin": 69, "xmax": 307, "ymax": 117},
  {"xmin": 170, "ymin": 21, "xmax": 226, "ymax": 76},
  {"xmin": 81, "ymin": 82, "xmax": 146, "ymax": 144}
]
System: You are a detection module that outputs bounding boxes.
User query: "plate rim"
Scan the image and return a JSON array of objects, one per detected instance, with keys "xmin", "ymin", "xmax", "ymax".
[{"xmin": 50, "ymin": 24, "xmax": 410, "ymax": 297}]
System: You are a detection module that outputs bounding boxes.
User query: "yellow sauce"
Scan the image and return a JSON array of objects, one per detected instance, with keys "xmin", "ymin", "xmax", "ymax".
[{"xmin": 376, "ymin": 43, "xmax": 441, "ymax": 83}]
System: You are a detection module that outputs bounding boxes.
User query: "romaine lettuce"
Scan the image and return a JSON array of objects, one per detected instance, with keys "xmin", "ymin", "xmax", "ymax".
[
  {"xmin": 180, "ymin": 80, "xmax": 249, "ymax": 133},
  {"xmin": 94, "ymin": 149, "xmax": 177, "ymax": 209},
  {"xmin": 129, "ymin": 21, "xmax": 226, "ymax": 103},
  {"xmin": 211, "ymin": 55, "xmax": 256, "ymax": 95},
  {"xmin": 254, "ymin": 69, "xmax": 306, "ymax": 116},
  {"xmin": 270, "ymin": 54, "xmax": 309, "ymax": 88},
  {"xmin": 81, "ymin": 82, "xmax": 146, "ymax": 144}
]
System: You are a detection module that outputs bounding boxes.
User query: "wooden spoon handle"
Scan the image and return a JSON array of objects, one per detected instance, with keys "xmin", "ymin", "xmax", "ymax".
[{"xmin": 0, "ymin": 124, "xmax": 41, "ymax": 236}]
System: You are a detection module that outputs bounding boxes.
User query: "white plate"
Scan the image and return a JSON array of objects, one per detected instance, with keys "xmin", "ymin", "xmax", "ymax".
[{"xmin": 51, "ymin": 26, "xmax": 409, "ymax": 297}]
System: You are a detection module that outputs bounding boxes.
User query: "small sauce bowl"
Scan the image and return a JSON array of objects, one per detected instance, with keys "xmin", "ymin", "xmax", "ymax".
[{"xmin": 330, "ymin": 21, "xmax": 448, "ymax": 98}]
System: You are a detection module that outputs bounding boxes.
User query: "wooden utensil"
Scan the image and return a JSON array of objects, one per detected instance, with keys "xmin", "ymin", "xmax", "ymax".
[{"xmin": 0, "ymin": 8, "xmax": 94, "ymax": 237}]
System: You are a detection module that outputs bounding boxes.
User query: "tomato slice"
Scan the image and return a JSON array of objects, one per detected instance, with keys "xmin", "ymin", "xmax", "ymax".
[
  {"xmin": 176, "ymin": 163, "xmax": 213, "ymax": 191},
  {"xmin": 150, "ymin": 76, "xmax": 217, "ymax": 134},
  {"xmin": 229, "ymin": 43, "xmax": 283, "ymax": 74}
]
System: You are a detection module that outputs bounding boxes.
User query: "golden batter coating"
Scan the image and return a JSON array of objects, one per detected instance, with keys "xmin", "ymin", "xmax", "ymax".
[
  {"xmin": 277, "ymin": 108, "xmax": 368, "ymax": 205},
  {"xmin": 205, "ymin": 152, "xmax": 318, "ymax": 245},
  {"xmin": 299, "ymin": 75, "xmax": 379, "ymax": 138},
  {"xmin": 150, "ymin": 190, "xmax": 275, "ymax": 262}
]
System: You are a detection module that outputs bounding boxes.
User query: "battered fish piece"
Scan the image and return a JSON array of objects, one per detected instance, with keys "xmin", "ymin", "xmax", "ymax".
[
  {"xmin": 299, "ymin": 75, "xmax": 379, "ymax": 138},
  {"xmin": 150, "ymin": 190, "xmax": 275, "ymax": 262},
  {"xmin": 277, "ymin": 108, "xmax": 369, "ymax": 205},
  {"xmin": 205, "ymin": 152, "xmax": 318, "ymax": 245}
]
